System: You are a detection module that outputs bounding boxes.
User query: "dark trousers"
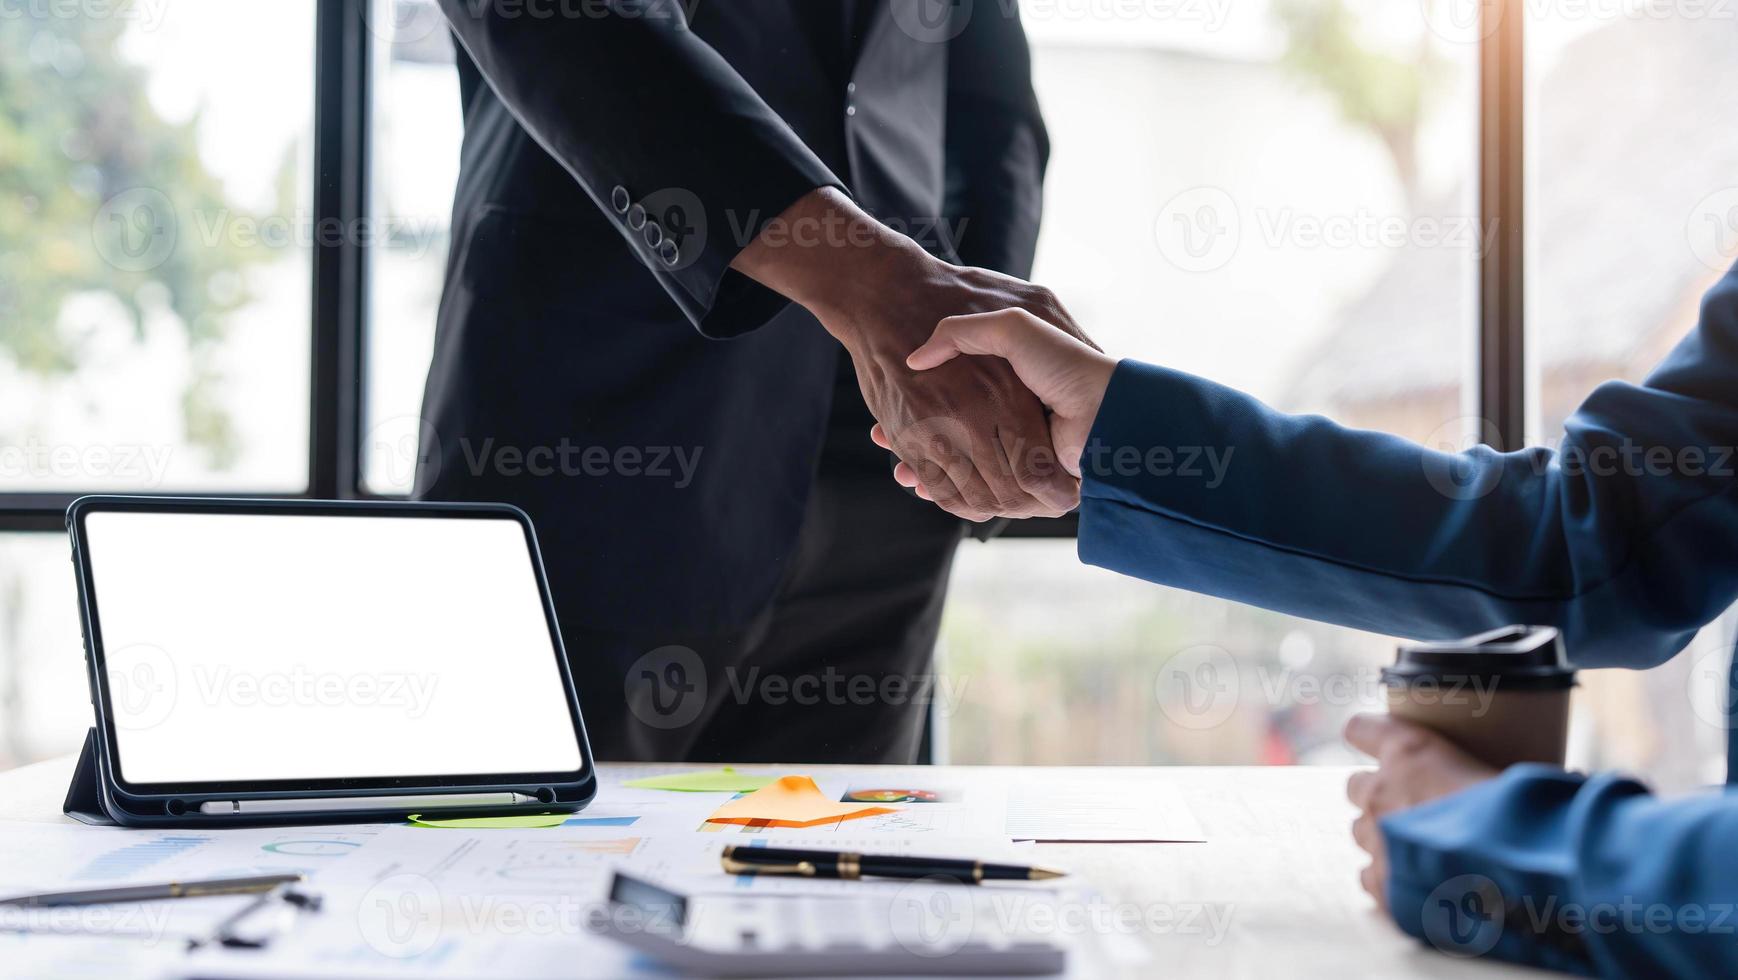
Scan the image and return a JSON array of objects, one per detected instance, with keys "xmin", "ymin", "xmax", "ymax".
[{"xmin": 561, "ymin": 440, "xmax": 965, "ymax": 765}]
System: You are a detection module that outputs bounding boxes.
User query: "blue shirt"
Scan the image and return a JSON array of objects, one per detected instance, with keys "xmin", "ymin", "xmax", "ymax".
[{"xmin": 1076, "ymin": 264, "xmax": 1738, "ymax": 975}]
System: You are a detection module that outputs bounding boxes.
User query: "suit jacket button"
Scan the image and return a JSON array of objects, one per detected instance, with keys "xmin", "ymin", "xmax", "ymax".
[
  {"xmin": 846, "ymin": 105, "xmax": 857, "ymax": 117},
  {"xmin": 627, "ymin": 203, "xmax": 647, "ymax": 230},
  {"xmin": 643, "ymin": 223, "xmax": 664, "ymax": 248},
  {"xmin": 611, "ymin": 186, "xmax": 631, "ymax": 214},
  {"xmin": 658, "ymin": 240, "xmax": 680, "ymax": 266}
]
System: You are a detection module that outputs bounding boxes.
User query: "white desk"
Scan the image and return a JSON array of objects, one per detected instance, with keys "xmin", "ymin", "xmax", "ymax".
[{"xmin": 0, "ymin": 757, "xmax": 1522, "ymax": 977}]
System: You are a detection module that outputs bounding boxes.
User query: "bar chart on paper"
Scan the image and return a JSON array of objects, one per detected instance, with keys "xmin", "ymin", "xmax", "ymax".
[
  {"xmin": 70, "ymin": 834, "xmax": 212, "ymax": 881},
  {"xmin": 0, "ymin": 824, "xmax": 383, "ymax": 893}
]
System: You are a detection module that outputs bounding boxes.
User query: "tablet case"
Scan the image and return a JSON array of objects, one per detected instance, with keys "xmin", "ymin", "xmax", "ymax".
[
  {"xmin": 64, "ymin": 725, "xmax": 599, "ymax": 827},
  {"xmin": 64, "ymin": 728, "xmax": 117, "ymax": 826},
  {"xmin": 63, "ymin": 497, "xmax": 599, "ymax": 828}
]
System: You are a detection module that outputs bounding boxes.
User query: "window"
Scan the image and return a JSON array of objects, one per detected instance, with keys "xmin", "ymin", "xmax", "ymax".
[
  {"xmin": 0, "ymin": 1, "xmax": 318, "ymax": 764},
  {"xmin": 0, "ymin": 2, "xmax": 316, "ymax": 496},
  {"xmin": 0, "ymin": 534, "xmax": 85, "ymax": 767},
  {"xmin": 364, "ymin": 0, "xmax": 456, "ymax": 495},
  {"xmin": 1522, "ymin": 7, "xmax": 1738, "ymax": 789},
  {"xmin": 939, "ymin": 0, "xmax": 1480, "ymax": 767},
  {"xmin": 0, "ymin": 0, "xmax": 1720, "ymax": 782}
]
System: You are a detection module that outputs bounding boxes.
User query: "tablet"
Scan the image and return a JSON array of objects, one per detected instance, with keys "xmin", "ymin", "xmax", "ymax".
[{"xmin": 66, "ymin": 497, "xmax": 595, "ymax": 825}]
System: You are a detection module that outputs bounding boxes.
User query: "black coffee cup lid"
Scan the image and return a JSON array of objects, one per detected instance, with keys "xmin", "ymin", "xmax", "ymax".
[{"xmin": 1383, "ymin": 625, "xmax": 1576, "ymax": 691}]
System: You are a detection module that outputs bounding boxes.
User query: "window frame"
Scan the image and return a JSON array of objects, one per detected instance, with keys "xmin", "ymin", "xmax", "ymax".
[{"xmin": 0, "ymin": 0, "xmax": 1526, "ymax": 536}]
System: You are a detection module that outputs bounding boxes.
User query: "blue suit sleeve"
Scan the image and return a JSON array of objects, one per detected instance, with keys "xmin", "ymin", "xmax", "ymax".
[
  {"xmin": 1382, "ymin": 768, "xmax": 1738, "ymax": 976},
  {"xmin": 1077, "ymin": 266, "xmax": 1738, "ymax": 670},
  {"xmin": 1075, "ymin": 264, "xmax": 1738, "ymax": 975}
]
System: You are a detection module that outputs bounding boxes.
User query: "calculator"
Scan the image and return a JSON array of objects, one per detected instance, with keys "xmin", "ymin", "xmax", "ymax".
[{"xmin": 594, "ymin": 872, "xmax": 1068, "ymax": 976}]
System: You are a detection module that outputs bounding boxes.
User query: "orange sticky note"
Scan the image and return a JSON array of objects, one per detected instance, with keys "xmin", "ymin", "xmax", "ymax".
[{"xmin": 706, "ymin": 776, "xmax": 896, "ymax": 829}]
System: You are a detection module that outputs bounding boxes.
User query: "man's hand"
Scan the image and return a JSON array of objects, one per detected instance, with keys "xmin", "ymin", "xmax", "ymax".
[
  {"xmin": 1343, "ymin": 713, "xmax": 1501, "ymax": 911},
  {"xmin": 879, "ymin": 308, "xmax": 1115, "ymax": 500},
  {"xmin": 732, "ymin": 189, "xmax": 1097, "ymax": 521}
]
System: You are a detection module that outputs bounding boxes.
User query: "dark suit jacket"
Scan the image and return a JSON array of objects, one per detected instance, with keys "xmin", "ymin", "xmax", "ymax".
[{"xmin": 416, "ymin": 0, "xmax": 1048, "ymax": 634}]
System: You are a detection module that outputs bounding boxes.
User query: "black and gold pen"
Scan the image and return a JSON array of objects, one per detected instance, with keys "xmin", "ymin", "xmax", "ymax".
[
  {"xmin": 0, "ymin": 873, "xmax": 304, "ymax": 908},
  {"xmin": 721, "ymin": 846, "xmax": 1065, "ymax": 885}
]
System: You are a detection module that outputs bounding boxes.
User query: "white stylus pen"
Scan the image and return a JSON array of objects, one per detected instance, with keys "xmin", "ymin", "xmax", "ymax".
[{"xmin": 197, "ymin": 791, "xmax": 539, "ymax": 815}]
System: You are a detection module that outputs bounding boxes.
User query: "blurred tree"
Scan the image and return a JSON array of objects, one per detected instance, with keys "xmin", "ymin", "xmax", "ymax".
[
  {"xmin": 0, "ymin": 13, "xmax": 262, "ymax": 463},
  {"xmin": 1274, "ymin": 0, "xmax": 1445, "ymax": 207}
]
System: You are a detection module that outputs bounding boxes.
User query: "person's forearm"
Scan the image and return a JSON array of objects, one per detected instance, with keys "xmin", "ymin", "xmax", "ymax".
[{"xmin": 729, "ymin": 188, "xmax": 939, "ymax": 357}]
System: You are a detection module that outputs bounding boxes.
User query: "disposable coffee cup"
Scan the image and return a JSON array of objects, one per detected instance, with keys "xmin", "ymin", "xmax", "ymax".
[{"xmin": 1381, "ymin": 625, "xmax": 1576, "ymax": 768}]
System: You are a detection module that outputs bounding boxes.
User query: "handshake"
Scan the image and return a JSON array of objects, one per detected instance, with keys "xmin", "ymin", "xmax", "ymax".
[{"xmin": 734, "ymin": 188, "xmax": 1117, "ymax": 522}]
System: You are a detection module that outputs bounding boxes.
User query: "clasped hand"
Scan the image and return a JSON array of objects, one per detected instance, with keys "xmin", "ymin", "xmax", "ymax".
[
  {"xmin": 837, "ymin": 272, "xmax": 1111, "ymax": 522},
  {"xmin": 869, "ymin": 304, "xmax": 1116, "ymax": 518},
  {"xmin": 730, "ymin": 188, "xmax": 1113, "ymax": 523}
]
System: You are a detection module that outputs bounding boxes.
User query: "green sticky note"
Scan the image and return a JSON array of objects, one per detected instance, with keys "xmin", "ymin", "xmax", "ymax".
[
  {"xmin": 408, "ymin": 812, "xmax": 571, "ymax": 829},
  {"xmin": 621, "ymin": 767, "xmax": 778, "ymax": 792}
]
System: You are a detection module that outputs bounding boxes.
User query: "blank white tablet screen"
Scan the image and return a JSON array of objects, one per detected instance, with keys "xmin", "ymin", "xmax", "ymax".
[{"xmin": 83, "ymin": 510, "xmax": 584, "ymax": 785}]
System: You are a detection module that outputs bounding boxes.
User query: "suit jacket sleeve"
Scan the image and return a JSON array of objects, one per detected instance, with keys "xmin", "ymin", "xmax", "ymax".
[
  {"xmin": 1380, "ymin": 766, "xmax": 1738, "ymax": 976},
  {"xmin": 942, "ymin": 0, "xmax": 1048, "ymax": 277},
  {"xmin": 1077, "ymin": 265, "xmax": 1738, "ymax": 671},
  {"xmin": 438, "ymin": 0, "xmax": 845, "ymax": 338},
  {"xmin": 1075, "ymin": 263, "xmax": 1738, "ymax": 973}
]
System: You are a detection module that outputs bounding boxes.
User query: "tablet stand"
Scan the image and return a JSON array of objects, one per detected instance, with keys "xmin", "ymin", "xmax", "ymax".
[{"xmin": 64, "ymin": 728, "xmax": 117, "ymax": 825}]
